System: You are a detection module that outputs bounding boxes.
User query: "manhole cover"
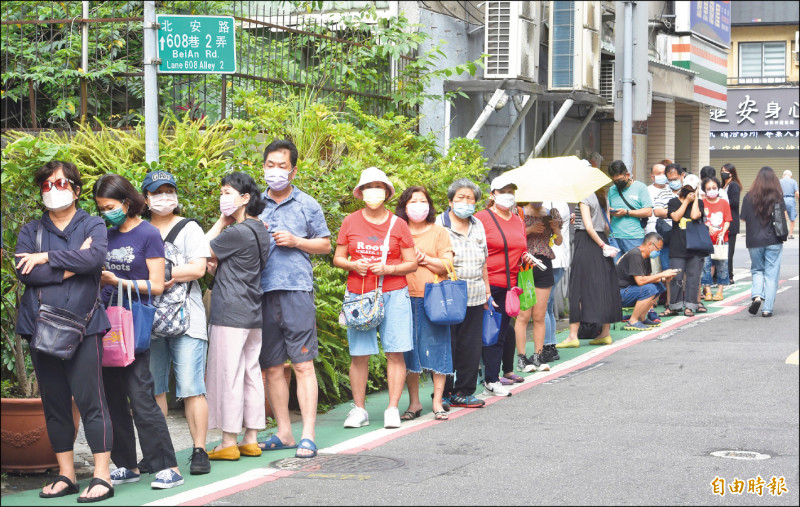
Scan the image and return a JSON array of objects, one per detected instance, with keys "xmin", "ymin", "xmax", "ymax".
[
  {"xmin": 710, "ymin": 450, "xmax": 770, "ymax": 460},
  {"xmin": 270, "ymin": 454, "xmax": 404, "ymax": 472}
]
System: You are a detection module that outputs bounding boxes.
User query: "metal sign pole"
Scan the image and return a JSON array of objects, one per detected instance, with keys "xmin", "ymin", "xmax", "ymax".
[
  {"xmin": 621, "ymin": 1, "xmax": 634, "ymax": 172},
  {"xmin": 143, "ymin": 1, "xmax": 159, "ymax": 164}
]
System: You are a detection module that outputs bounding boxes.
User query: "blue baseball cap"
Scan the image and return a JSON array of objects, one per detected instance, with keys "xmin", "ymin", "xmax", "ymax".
[{"xmin": 142, "ymin": 171, "xmax": 177, "ymax": 193}]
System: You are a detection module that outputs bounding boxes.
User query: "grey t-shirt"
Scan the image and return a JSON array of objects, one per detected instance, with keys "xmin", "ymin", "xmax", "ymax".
[
  {"xmin": 780, "ymin": 177, "xmax": 798, "ymax": 197},
  {"xmin": 209, "ymin": 218, "xmax": 270, "ymax": 329},
  {"xmin": 575, "ymin": 192, "xmax": 607, "ymax": 233}
]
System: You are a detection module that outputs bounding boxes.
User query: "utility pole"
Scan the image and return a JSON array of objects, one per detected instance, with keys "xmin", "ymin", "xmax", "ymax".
[
  {"xmin": 621, "ymin": 0, "xmax": 633, "ymax": 172},
  {"xmin": 143, "ymin": 1, "xmax": 159, "ymax": 163}
]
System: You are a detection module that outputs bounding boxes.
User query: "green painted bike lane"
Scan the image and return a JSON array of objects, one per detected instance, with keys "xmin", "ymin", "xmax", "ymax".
[{"xmin": 2, "ymin": 280, "xmax": 754, "ymax": 506}]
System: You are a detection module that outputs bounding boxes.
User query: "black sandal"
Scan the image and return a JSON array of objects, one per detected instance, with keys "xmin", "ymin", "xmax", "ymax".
[
  {"xmin": 39, "ymin": 475, "xmax": 79, "ymax": 498},
  {"xmin": 400, "ymin": 409, "xmax": 422, "ymax": 421},
  {"xmin": 684, "ymin": 308, "xmax": 694, "ymax": 317},
  {"xmin": 76, "ymin": 478, "xmax": 114, "ymax": 503},
  {"xmin": 696, "ymin": 304, "xmax": 708, "ymax": 313},
  {"xmin": 659, "ymin": 308, "xmax": 680, "ymax": 317}
]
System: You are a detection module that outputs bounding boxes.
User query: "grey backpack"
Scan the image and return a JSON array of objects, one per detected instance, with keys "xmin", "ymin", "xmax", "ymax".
[{"xmin": 152, "ymin": 219, "xmax": 196, "ymax": 338}]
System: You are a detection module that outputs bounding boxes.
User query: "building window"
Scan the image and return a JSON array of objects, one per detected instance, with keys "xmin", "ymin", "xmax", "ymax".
[
  {"xmin": 739, "ymin": 42, "xmax": 786, "ymax": 84},
  {"xmin": 551, "ymin": 0, "xmax": 575, "ymax": 88}
]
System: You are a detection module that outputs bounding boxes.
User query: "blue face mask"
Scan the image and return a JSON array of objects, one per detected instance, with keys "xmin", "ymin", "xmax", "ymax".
[
  {"xmin": 668, "ymin": 179, "xmax": 682, "ymax": 191},
  {"xmin": 655, "ymin": 174, "xmax": 668, "ymax": 185},
  {"xmin": 103, "ymin": 206, "xmax": 127, "ymax": 226},
  {"xmin": 649, "ymin": 248, "xmax": 661, "ymax": 259},
  {"xmin": 453, "ymin": 202, "xmax": 475, "ymax": 219}
]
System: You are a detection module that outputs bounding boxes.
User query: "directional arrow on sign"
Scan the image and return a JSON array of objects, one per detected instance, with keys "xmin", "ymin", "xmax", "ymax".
[{"xmin": 160, "ymin": 36, "xmax": 165, "ymax": 51}]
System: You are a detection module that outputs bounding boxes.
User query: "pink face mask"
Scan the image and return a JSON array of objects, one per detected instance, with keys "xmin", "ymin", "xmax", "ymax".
[
  {"xmin": 219, "ymin": 194, "xmax": 241, "ymax": 216},
  {"xmin": 706, "ymin": 189, "xmax": 719, "ymax": 199},
  {"xmin": 406, "ymin": 202, "xmax": 430, "ymax": 222}
]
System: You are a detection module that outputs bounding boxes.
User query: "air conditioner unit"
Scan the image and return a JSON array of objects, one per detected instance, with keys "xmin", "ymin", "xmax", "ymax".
[
  {"xmin": 484, "ymin": 1, "xmax": 540, "ymax": 81},
  {"xmin": 600, "ymin": 59, "xmax": 614, "ymax": 104},
  {"xmin": 548, "ymin": 0, "xmax": 601, "ymax": 92}
]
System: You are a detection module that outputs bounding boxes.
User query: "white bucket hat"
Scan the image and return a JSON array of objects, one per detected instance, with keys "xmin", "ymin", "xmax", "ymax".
[{"xmin": 353, "ymin": 166, "xmax": 396, "ymax": 200}]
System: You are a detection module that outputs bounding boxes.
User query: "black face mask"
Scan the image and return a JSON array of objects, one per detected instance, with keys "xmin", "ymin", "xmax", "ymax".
[
  {"xmin": 721, "ymin": 172, "xmax": 731, "ymax": 182},
  {"xmin": 614, "ymin": 179, "xmax": 629, "ymax": 191}
]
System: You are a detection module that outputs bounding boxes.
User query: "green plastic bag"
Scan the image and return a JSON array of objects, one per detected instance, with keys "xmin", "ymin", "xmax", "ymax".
[{"xmin": 518, "ymin": 267, "xmax": 537, "ymax": 311}]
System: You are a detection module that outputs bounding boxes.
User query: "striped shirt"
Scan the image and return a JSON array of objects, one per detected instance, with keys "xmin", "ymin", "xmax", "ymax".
[{"xmin": 435, "ymin": 211, "xmax": 489, "ymax": 306}]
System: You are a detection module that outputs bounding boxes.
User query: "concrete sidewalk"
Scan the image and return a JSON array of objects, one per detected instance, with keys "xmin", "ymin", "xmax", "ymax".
[{"xmin": 0, "ymin": 277, "xmax": 756, "ymax": 505}]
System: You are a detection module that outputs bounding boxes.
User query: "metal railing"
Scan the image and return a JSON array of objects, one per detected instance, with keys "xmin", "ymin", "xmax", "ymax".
[
  {"xmin": 727, "ymin": 75, "xmax": 799, "ymax": 86},
  {"xmin": 1, "ymin": 1, "xmax": 415, "ymax": 132}
]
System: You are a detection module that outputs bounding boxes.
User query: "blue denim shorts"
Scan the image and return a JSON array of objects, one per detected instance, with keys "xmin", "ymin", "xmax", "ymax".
[
  {"xmin": 149, "ymin": 334, "xmax": 208, "ymax": 398},
  {"xmin": 403, "ymin": 297, "xmax": 453, "ymax": 375},
  {"xmin": 619, "ymin": 283, "xmax": 665, "ymax": 307},
  {"xmin": 347, "ymin": 287, "xmax": 413, "ymax": 356},
  {"xmin": 784, "ymin": 197, "xmax": 797, "ymax": 221}
]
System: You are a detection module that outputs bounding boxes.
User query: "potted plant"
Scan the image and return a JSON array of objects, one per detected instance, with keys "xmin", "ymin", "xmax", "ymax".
[{"xmin": 0, "ymin": 193, "xmax": 79, "ymax": 474}]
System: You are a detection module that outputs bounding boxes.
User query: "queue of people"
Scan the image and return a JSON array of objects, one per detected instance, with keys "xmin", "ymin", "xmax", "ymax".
[{"xmin": 14, "ymin": 148, "xmax": 791, "ymax": 502}]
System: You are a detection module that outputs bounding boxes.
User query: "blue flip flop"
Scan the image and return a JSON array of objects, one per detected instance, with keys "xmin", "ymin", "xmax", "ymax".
[
  {"xmin": 258, "ymin": 435, "xmax": 297, "ymax": 451},
  {"xmin": 295, "ymin": 438, "xmax": 318, "ymax": 459}
]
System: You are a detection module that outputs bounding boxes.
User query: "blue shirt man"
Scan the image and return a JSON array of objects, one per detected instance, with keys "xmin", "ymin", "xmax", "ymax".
[
  {"xmin": 607, "ymin": 159, "xmax": 653, "ymax": 259},
  {"xmin": 256, "ymin": 140, "xmax": 331, "ymax": 458}
]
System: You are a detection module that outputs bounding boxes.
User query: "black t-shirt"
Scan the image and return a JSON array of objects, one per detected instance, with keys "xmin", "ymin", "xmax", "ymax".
[
  {"xmin": 740, "ymin": 194, "xmax": 786, "ymax": 248},
  {"xmin": 617, "ymin": 246, "xmax": 650, "ymax": 288},
  {"xmin": 667, "ymin": 197, "xmax": 705, "ymax": 258}
]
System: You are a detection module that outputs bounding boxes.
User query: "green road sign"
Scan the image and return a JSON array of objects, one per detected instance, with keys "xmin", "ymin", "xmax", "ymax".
[{"xmin": 156, "ymin": 14, "xmax": 236, "ymax": 74}]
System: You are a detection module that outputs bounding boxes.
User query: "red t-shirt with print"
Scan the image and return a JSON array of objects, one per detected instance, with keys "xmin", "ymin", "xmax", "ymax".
[
  {"xmin": 475, "ymin": 208, "xmax": 527, "ymax": 287},
  {"xmin": 337, "ymin": 210, "xmax": 415, "ymax": 294},
  {"xmin": 702, "ymin": 198, "xmax": 732, "ymax": 243}
]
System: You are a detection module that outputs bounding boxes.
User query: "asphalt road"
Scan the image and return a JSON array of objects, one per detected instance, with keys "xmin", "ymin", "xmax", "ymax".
[{"xmin": 214, "ymin": 236, "xmax": 799, "ymax": 506}]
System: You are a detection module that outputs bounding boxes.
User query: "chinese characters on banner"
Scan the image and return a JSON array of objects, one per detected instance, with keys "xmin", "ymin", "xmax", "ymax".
[
  {"xmin": 708, "ymin": 88, "xmax": 799, "ymax": 150},
  {"xmin": 711, "ymin": 476, "xmax": 788, "ymax": 497}
]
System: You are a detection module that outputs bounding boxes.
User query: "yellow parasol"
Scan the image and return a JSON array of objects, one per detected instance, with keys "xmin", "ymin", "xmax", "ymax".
[{"xmin": 503, "ymin": 156, "xmax": 612, "ymax": 203}]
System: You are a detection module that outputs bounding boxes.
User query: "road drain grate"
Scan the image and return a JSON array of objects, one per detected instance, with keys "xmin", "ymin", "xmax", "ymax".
[
  {"xmin": 270, "ymin": 454, "xmax": 404, "ymax": 472},
  {"xmin": 710, "ymin": 450, "xmax": 770, "ymax": 460}
]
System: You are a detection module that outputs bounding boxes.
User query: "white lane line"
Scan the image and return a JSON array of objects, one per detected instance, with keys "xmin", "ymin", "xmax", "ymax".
[
  {"xmin": 787, "ymin": 350, "xmax": 799, "ymax": 365},
  {"xmin": 144, "ymin": 467, "xmax": 282, "ymax": 506},
  {"xmin": 788, "ymin": 275, "xmax": 799, "ymax": 281}
]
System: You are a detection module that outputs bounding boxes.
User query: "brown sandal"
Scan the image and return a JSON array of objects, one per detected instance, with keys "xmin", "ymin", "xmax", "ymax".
[
  {"xmin": 659, "ymin": 308, "xmax": 680, "ymax": 317},
  {"xmin": 434, "ymin": 411, "xmax": 449, "ymax": 421}
]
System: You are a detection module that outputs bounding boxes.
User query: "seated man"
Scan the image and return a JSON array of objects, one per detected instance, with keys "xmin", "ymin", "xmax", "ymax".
[{"xmin": 617, "ymin": 232, "xmax": 678, "ymax": 331}]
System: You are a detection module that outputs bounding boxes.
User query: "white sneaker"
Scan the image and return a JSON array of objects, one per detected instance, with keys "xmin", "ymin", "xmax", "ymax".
[
  {"xmin": 483, "ymin": 381, "xmax": 512, "ymax": 397},
  {"xmin": 344, "ymin": 405, "xmax": 369, "ymax": 428},
  {"xmin": 384, "ymin": 407, "xmax": 401, "ymax": 429}
]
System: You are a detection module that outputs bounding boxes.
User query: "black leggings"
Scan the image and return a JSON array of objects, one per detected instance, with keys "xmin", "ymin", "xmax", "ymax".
[
  {"xmin": 31, "ymin": 334, "xmax": 113, "ymax": 454},
  {"xmin": 445, "ymin": 305, "xmax": 484, "ymax": 396}
]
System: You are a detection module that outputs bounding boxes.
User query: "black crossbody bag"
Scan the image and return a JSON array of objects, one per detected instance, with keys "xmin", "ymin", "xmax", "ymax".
[
  {"xmin": 30, "ymin": 221, "xmax": 101, "ymax": 360},
  {"xmin": 617, "ymin": 189, "xmax": 649, "ymax": 229}
]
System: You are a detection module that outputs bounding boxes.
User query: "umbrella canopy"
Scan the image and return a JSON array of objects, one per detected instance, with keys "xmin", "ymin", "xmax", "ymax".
[{"xmin": 503, "ymin": 156, "xmax": 612, "ymax": 203}]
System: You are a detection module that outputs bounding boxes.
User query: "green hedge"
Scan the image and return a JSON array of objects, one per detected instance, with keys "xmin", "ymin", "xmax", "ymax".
[{"xmin": 0, "ymin": 92, "xmax": 487, "ymax": 406}]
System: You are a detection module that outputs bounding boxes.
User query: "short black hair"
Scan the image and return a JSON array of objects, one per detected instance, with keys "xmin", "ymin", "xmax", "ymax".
[
  {"xmin": 35, "ymin": 160, "xmax": 82, "ymax": 194},
  {"xmin": 702, "ymin": 176, "xmax": 721, "ymax": 192},
  {"xmin": 665, "ymin": 163, "xmax": 682, "ymax": 176},
  {"xmin": 607, "ymin": 160, "xmax": 628, "ymax": 177},
  {"xmin": 220, "ymin": 171, "xmax": 266, "ymax": 217},
  {"xmin": 92, "ymin": 173, "xmax": 146, "ymax": 217},
  {"xmin": 263, "ymin": 139, "xmax": 299, "ymax": 168},
  {"xmin": 643, "ymin": 231, "xmax": 663, "ymax": 245},
  {"xmin": 395, "ymin": 185, "xmax": 437, "ymax": 224},
  {"xmin": 700, "ymin": 165, "xmax": 716, "ymax": 180}
]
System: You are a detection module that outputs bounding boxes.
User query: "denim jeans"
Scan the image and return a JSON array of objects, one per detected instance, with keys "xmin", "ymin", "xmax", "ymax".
[
  {"xmin": 749, "ymin": 243, "xmax": 784, "ymax": 313},
  {"xmin": 544, "ymin": 268, "xmax": 565, "ymax": 346},
  {"xmin": 701, "ymin": 249, "xmax": 730, "ymax": 287},
  {"xmin": 615, "ymin": 237, "xmax": 644, "ymax": 263}
]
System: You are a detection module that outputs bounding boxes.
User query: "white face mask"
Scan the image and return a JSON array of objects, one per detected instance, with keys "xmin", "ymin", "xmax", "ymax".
[
  {"xmin": 42, "ymin": 188, "xmax": 75, "ymax": 212},
  {"xmin": 362, "ymin": 187, "xmax": 386, "ymax": 209},
  {"xmin": 706, "ymin": 189, "xmax": 719, "ymax": 199},
  {"xmin": 494, "ymin": 193, "xmax": 516, "ymax": 210},
  {"xmin": 148, "ymin": 193, "xmax": 178, "ymax": 216}
]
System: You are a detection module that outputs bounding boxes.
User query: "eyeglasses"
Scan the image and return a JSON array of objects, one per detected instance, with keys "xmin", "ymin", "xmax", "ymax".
[{"xmin": 40, "ymin": 178, "xmax": 74, "ymax": 192}]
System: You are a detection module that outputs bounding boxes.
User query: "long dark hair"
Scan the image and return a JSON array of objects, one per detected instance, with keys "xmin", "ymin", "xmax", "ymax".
[
  {"xmin": 595, "ymin": 186, "xmax": 608, "ymax": 212},
  {"xmin": 721, "ymin": 163, "xmax": 743, "ymax": 190},
  {"xmin": 748, "ymin": 166, "xmax": 782, "ymax": 224},
  {"xmin": 220, "ymin": 171, "xmax": 266, "ymax": 217}
]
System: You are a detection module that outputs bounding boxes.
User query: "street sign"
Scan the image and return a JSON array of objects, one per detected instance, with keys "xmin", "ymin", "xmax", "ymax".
[{"xmin": 156, "ymin": 14, "xmax": 236, "ymax": 74}]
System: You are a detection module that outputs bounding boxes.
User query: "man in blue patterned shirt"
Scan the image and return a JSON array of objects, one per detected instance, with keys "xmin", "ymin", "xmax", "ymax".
[{"xmin": 257, "ymin": 139, "xmax": 331, "ymax": 458}]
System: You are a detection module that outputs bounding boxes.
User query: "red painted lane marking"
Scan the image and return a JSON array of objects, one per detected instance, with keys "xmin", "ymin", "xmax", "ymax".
[{"xmin": 176, "ymin": 283, "xmax": 768, "ymax": 505}]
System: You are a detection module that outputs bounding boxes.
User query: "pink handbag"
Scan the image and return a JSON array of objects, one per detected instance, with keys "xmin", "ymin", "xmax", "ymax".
[
  {"xmin": 102, "ymin": 280, "xmax": 135, "ymax": 367},
  {"xmin": 505, "ymin": 286, "xmax": 523, "ymax": 317}
]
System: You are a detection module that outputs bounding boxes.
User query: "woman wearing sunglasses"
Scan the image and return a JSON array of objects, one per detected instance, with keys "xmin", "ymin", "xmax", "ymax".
[{"xmin": 14, "ymin": 161, "xmax": 114, "ymax": 502}]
